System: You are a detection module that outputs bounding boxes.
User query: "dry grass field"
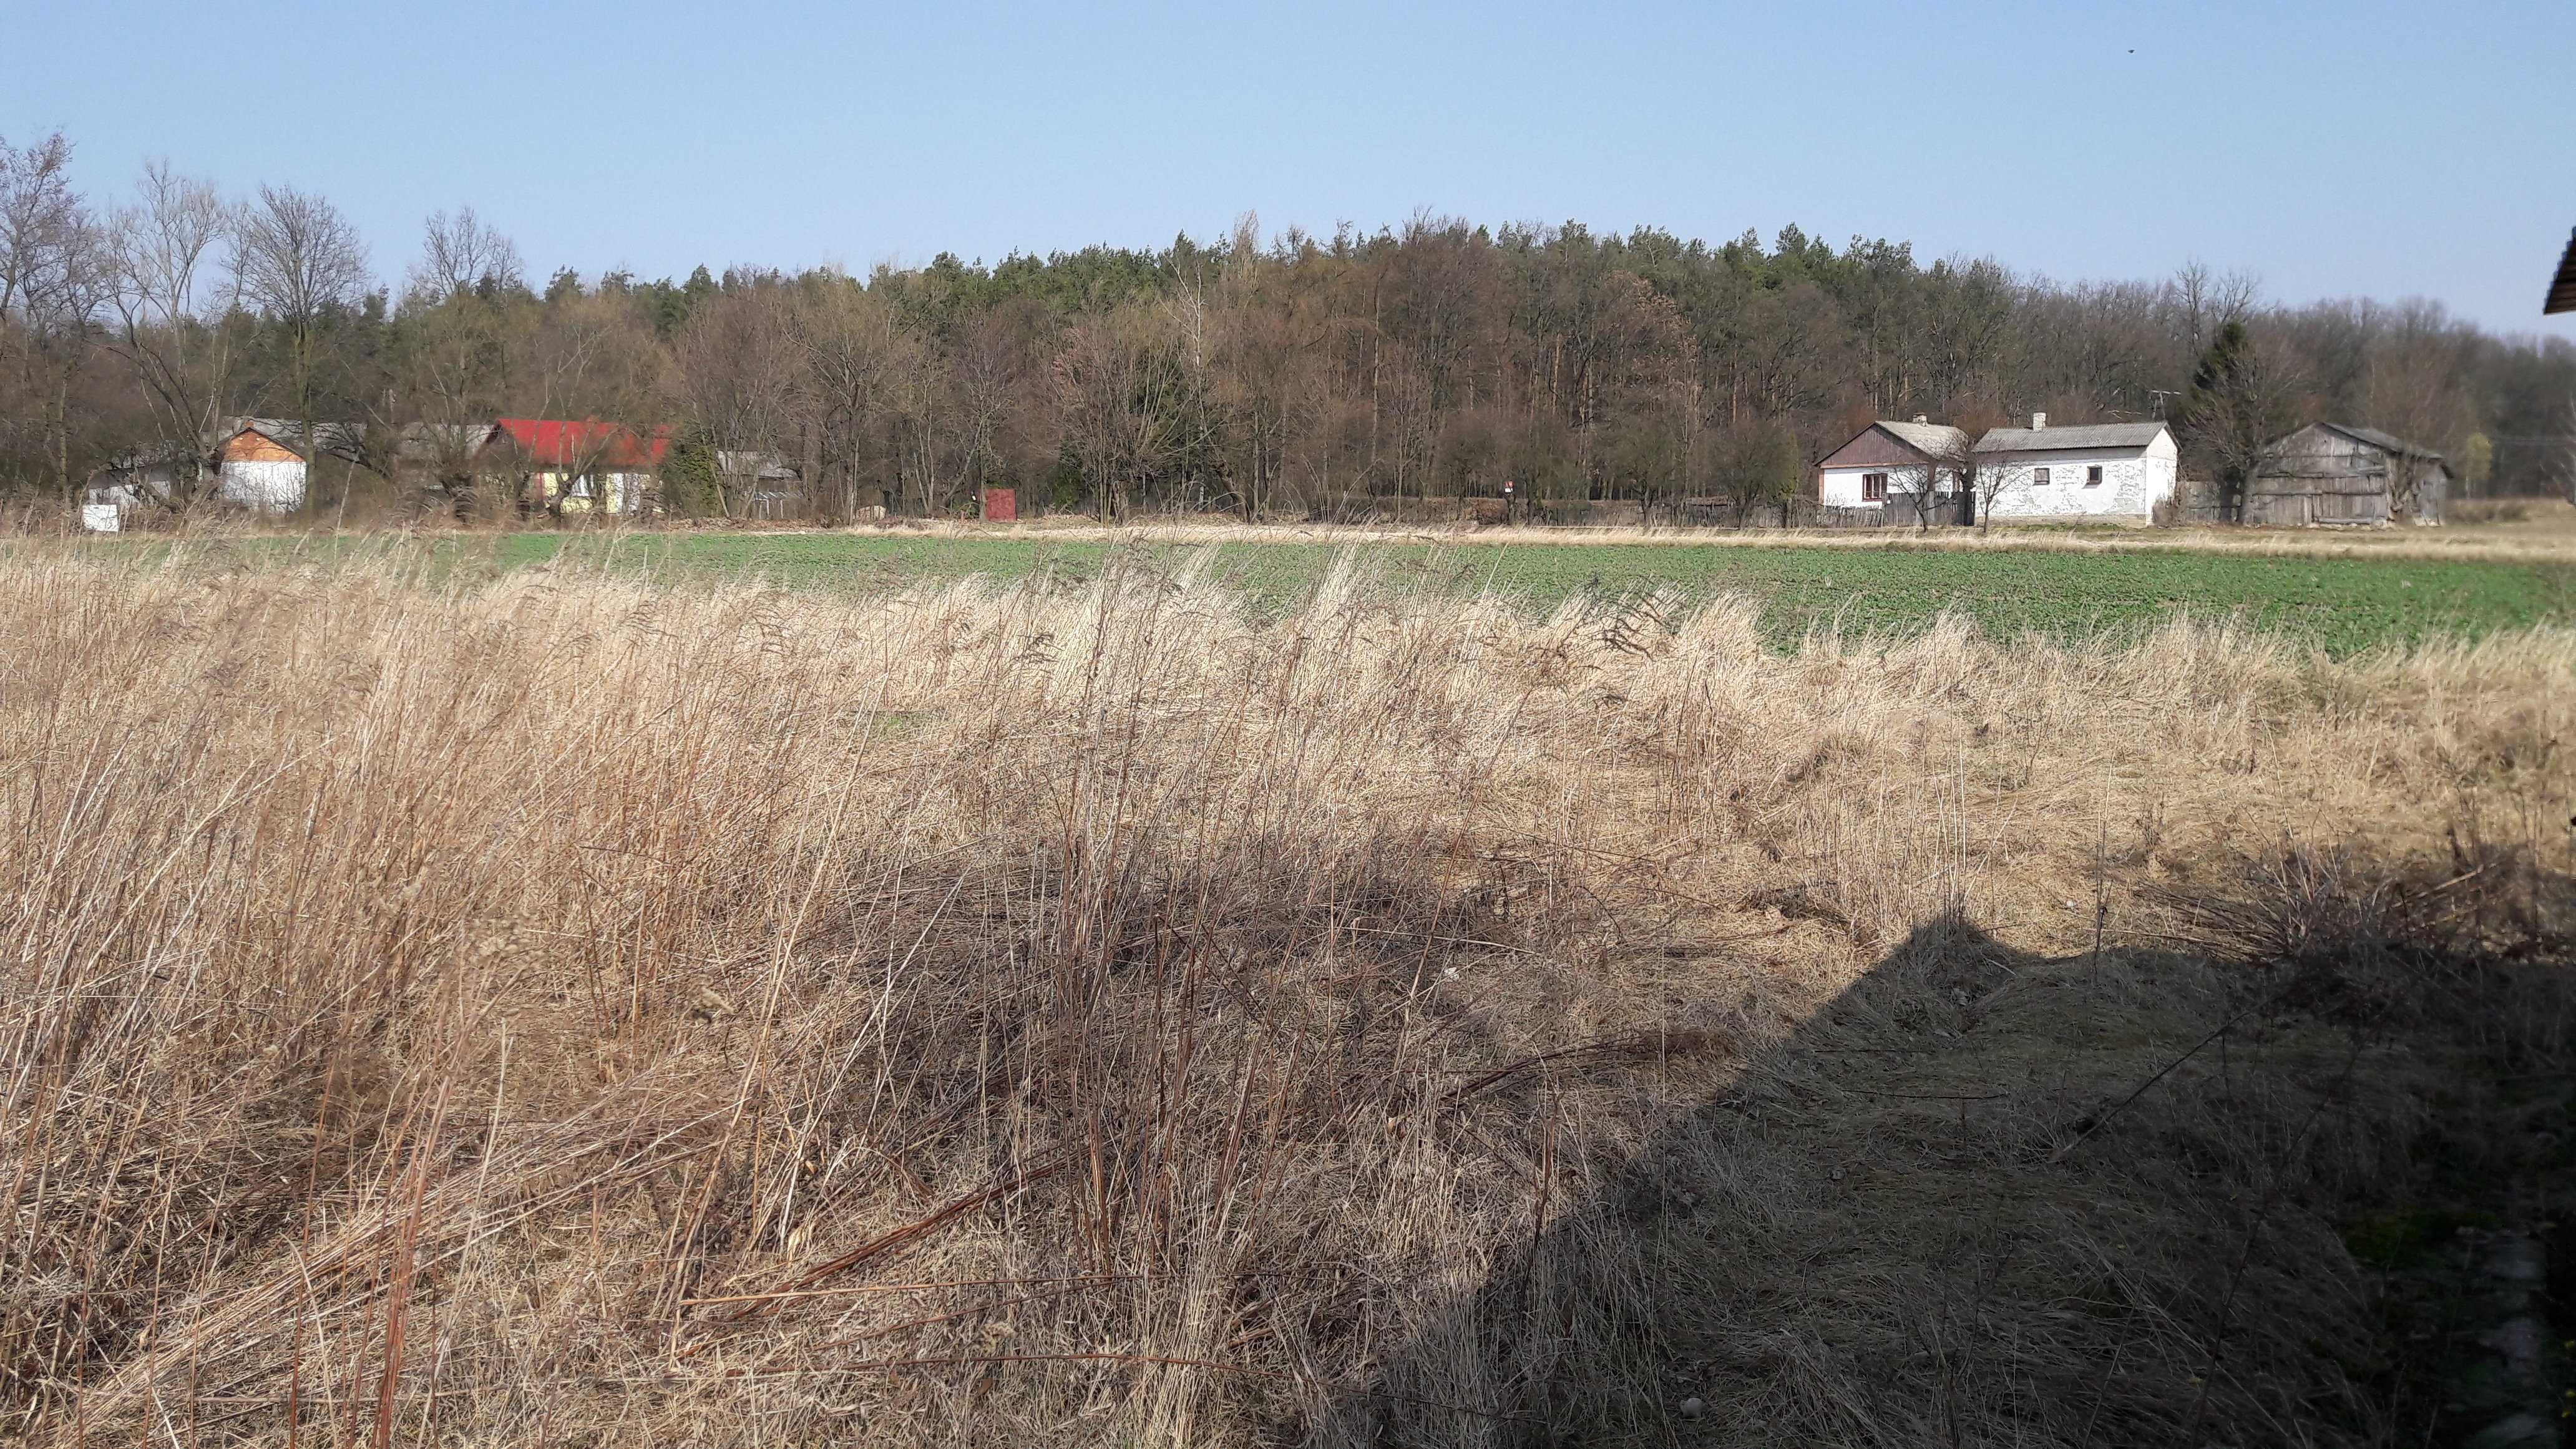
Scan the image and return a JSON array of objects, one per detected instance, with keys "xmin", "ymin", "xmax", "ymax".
[{"xmin": 2, "ymin": 542, "xmax": 2571, "ymax": 1445}]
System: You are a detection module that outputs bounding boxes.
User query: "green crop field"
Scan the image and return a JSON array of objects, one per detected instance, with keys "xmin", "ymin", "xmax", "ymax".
[
  {"xmin": 82, "ymin": 530, "xmax": 2576, "ymax": 655},
  {"xmin": 485, "ymin": 532, "xmax": 2575, "ymax": 655}
]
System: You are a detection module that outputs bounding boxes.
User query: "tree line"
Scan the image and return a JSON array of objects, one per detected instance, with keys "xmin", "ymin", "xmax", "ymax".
[{"xmin": 4, "ymin": 129, "xmax": 2570, "ymax": 520}]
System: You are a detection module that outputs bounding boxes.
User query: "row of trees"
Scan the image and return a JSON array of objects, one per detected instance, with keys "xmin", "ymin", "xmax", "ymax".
[{"xmin": 4, "ymin": 129, "xmax": 2570, "ymax": 520}]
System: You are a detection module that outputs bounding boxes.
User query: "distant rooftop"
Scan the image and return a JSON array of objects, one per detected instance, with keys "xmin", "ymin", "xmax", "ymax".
[
  {"xmin": 1975, "ymin": 421, "xmax": 2169, "ymax": 454},
  {"xmin": 2315, "ymin": 421, "xmax": 2444, "ymax": 462},
  {"xmin": 1875, "ymin": 420, "xmax": 1971, "ymax": 456}
]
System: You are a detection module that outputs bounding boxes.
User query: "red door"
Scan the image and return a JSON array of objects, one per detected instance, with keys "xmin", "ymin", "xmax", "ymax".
[{"xmin": 981, "ymin": 487, "xmax": 1017, "ymax": 522}]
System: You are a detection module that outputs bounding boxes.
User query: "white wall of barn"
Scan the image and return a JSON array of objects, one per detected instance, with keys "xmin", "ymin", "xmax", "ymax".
[
  {"xmin": 218, "ymin": 459, "xmax": 305, "ymax": 512},
  {"xmin": 1976, "ymin": 436, "xmax": 2175, "ymax": 520}
]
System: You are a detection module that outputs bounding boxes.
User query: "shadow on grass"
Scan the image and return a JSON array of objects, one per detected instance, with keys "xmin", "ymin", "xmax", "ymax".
[{"xmin": 1315, "ymin": 871, "xmax": 2576, "ymax": 1448}]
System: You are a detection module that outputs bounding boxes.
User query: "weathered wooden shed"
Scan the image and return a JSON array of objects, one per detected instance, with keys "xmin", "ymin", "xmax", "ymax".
[{"xmin": 2245, "ymin": 423, "xmax": 2449, "ymax": 527}]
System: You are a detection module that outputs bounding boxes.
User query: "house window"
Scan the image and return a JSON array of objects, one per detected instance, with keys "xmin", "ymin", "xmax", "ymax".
[
  {"xmin": 2033, "ymin": 466, "xmax": 2051, "ymax": 486},
  {"xmin": 1861, "ymin": 472, "xmax": 1887, "ymax": 502},
  {"xmin": 2086, "ymin": 466, "xmax": 2104, "ymax": 487}
]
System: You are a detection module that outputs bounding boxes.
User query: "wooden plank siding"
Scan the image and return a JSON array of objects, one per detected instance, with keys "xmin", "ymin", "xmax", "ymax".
[
  {"xmin": 223, "ymin": 430, "xmax": 303, "ymax": 465},
  {"xmin": 1815, "ymin": 426, "xmax": 1936, "ymax": 472},
  {"xmin": 2245, "ymin": 424, "xmax": 2444, "ymax": 527}
]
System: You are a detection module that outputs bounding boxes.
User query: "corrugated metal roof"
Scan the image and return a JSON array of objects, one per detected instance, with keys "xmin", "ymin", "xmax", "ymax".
[
  {"xmin": 1974, "ymin": 422, "xmax": 2169, "ymax": 454},
  {"xmin": 1873, "ymin": 420, "xmax": 1971, "ymax": 457},
  {"xmin": 2316, "ymin": 422, "xmax": 2444, "ymax": 462},
  {"xmin": 2547, "ymin": 228, "xmax": 2576, "ymax": 315}
]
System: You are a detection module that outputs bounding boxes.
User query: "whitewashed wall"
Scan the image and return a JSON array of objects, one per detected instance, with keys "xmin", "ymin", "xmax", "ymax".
[
  {"xmin": 218, "ymin": 459, "xmax": 305, "ymax": 512},
  {"xmin": 1818, "ymin": 467, "xmax": 1878, "ymax": 507},
  {"xmin": 1818, "ymin": 465, "xmax": 1961, "ymax": 509},
  {"xmin": 545, "ymin": 470, "xmax": 650, "ymax": 514},
  {"xmin": 1978, "ymin": 435, "xmax": 2175, "ymax": 520}
]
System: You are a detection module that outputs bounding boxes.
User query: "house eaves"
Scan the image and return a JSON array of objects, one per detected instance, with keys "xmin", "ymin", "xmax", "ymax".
[{"xmin": 1974, "ymin": 422, "xmax": 2169, "ymax": 454}]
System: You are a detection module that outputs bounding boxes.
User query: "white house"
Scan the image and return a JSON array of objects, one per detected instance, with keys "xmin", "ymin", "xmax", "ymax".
[
  {"xmin": 476, "ymin": 418, "xmax": 669, "ymax": 516},
  {"xmin": 1815, "ymin": 417, "xmax": 1971, "ymax": 510},
  {"xmin": 1969, "ymin": 415, "xmax": 2176, "ymax": 522}
]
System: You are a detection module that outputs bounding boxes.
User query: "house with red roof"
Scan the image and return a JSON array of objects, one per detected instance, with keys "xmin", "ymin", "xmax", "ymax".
[{"xmin": 476, "ymin": 418, "xmax": 671, "ymax": 516}]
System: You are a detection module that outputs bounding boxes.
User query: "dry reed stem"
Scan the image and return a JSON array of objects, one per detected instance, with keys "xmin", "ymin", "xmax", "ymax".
[{"xmin": 0, "ymin": 542, "xmax": 2567, "ymax": 1445}]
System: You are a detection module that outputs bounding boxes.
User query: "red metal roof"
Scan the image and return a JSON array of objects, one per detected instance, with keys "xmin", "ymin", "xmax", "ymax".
[{"xmin": 487, "ymin": 418, "xmax": 670, "ymax": 469}]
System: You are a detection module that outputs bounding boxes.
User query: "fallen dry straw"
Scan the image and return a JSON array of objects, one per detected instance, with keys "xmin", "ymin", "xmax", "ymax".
[{"xmin": 0, "ymin": 544, "xmax": 2568, "ymax": 1445}]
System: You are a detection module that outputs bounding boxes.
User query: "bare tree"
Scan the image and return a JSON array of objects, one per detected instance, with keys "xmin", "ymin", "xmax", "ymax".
[
  {"xmin": 2356, "ymin": 300, "xmax": 2477, "ymax": 456},
  {"xmin": 384, "ymin": 294, "xmax": 524, "ymax": 517},
  {"xmin": 794, "ymin": 278, "xmax": 907, "ymax": 517},
  {"xmin": 102, "ymin": 162, "xmax": 240, "ymax": 506},
  {"xmin": 235, "ymin": 183, "xmax": 368, "ymax": 509},
  {"xmin": 1877, "ymin": 423, "xmax": 1979, "ymax": 533},
  {"xmin": 411, "ymin": 207, "xmax": 523, "ymax": 304},
  {"xmin": 1213, "ymin": 278, "xmax": 1319, "ymax": 522},
  {"xmin": 519, "ymin": 291, "xmax": 664, "ymax": 516},
  {"xmin": 945, "ymin": 311, "xmax": 1023, "ymax": 513},
  {"xmin": 376, "ymin": 210, "xmax": 531, "ymax": 517},
  {"xmin": 0, "ymin": 130, "xmax": 110, "ymax": 494},
  {"xmin": 670, "ymin": 285, "xmax": 803, "ymax": 516},
  {"xmin": 1887, "ymin": 453, "xmax": 1954, "ymax": 532},
  {"xmin": 1052, "ymin": 316, "xmax": 1171, "ymax": 522},
  {"xmin": 1938, "ymin": 409, "xmax": 2011, "ymax": 534},
  {"xmin": 0, "ymin": 132, "xmax": 84, "ymax": 320},
  {"xmin": 2170, "ymin": 261, "xmax": 2258, "ymax": 358},
  {"xmin": 2181, "ymin": 321, "xmax": 2307, "ymax": 521}
]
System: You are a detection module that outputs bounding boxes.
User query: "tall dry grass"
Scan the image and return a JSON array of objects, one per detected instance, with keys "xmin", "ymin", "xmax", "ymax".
[{"xmin": 0, "ymin": 544, "xmax": 2569, "ymax": 1445}]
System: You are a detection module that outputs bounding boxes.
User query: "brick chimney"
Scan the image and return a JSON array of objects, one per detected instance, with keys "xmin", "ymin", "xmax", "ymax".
[{"xmin": 2031, "ymin": 411, "xmax": 2048, "ymax": 431}]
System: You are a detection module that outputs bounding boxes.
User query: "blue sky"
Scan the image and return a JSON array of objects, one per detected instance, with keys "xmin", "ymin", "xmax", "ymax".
[{"xmin": 11, "ymin": 0, "xmax": 2572, "ymax": 336}]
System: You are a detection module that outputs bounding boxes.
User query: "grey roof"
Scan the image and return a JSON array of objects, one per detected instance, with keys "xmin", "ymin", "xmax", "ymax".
[
  {"xmin": 2316, "ymin": 422, "xmax": 2444, "ymax": 462},
  {"xmin": 90, "ymin": 439, "xmax": 202, "ymax": 475},
  {"xmin": 2549, "ymin": 227, "xmax": 2576, "ymax": 315},
  {"xmin": 234, "ymin": 417, "xmax": 370, "ymax": 462},
  {"xmin": 1974, "ymin": 421, "xmax": 2170, "ymax": 454},
  {"xmin": 718, "ymin": 449, "xmax": 802, "ymax": 482},
  {"xmin": 395, "ymin": 422, "xmax": 499, "ymax": 466},
  {"xmin": 1875, "ymin": 420, "xmax": 1971, "ymax": 457}
]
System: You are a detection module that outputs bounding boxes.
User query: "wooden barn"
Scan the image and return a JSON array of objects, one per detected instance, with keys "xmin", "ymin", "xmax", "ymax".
[{"xmin": 2245, "ymin": 423, "xmax": 2449, "ymax": 527}]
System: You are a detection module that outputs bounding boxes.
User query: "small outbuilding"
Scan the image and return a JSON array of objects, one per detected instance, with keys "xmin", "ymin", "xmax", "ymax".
[
  {"xmin": 2245, "ymin": 423, "xmax": 2448, "ymax": 527},
  {"xmin": 215, "ymin": 420, "xmax": 370, "ymax": 512},
  {"xmin": 84, "ymin": 441, "xmax": 202, "ymax": 510},
  {"xmin": 719, "ymin": 449, "xmax": 806, "ymax": 519}
]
